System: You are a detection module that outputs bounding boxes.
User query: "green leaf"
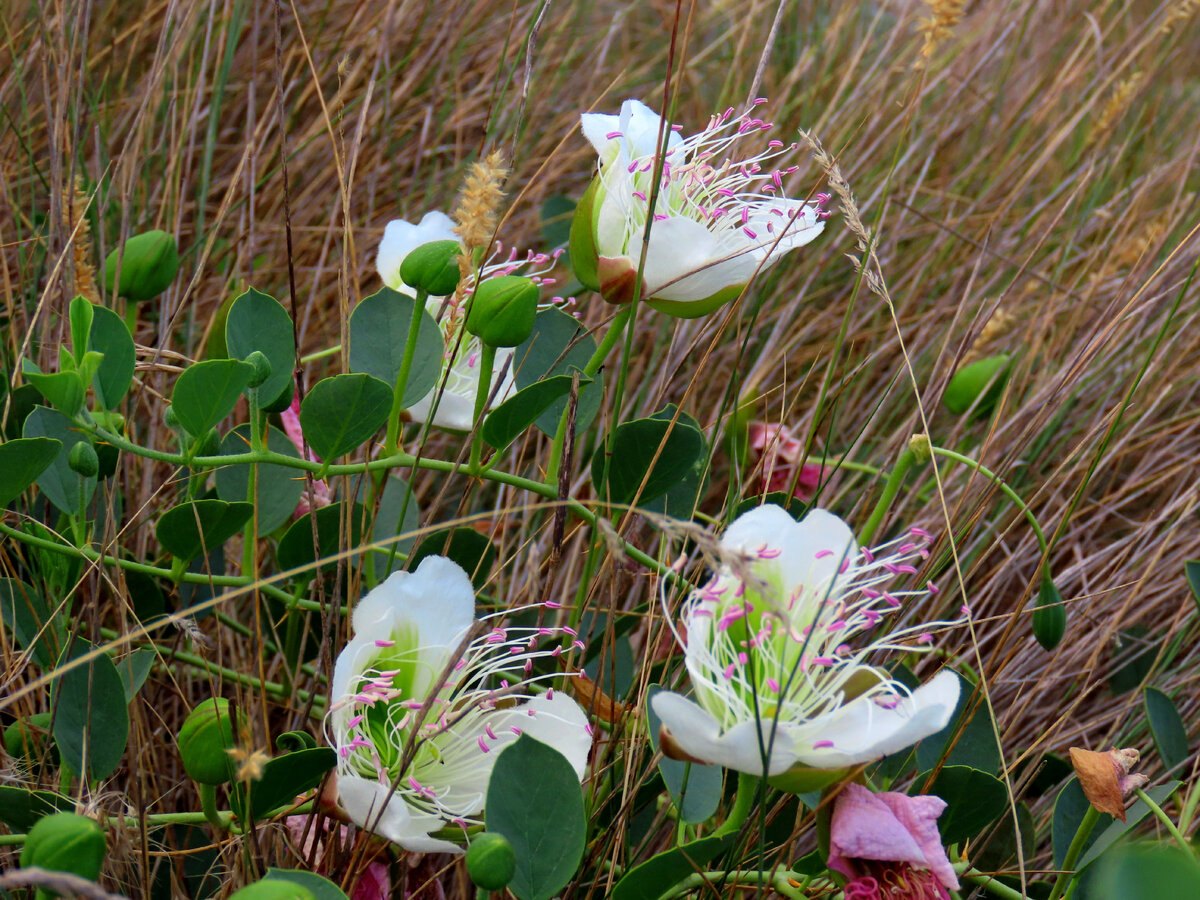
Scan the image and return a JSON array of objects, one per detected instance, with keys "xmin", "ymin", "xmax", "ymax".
[
  {"xmin": 1077, "ymin": 781, "xmax": 1181, "ymax": 871},
  {"xmin": 611, "ymin": 834, "xmax": 737, "ymax": 900},
  {"xmin": 642, "ymin": 405, "xmax": 709, "ymax": 519},
  {"xmin": 54, "ymin": 640, "xmax": 130, "ymax": 780},
  {"xmin": 0, "ymin": 787, "xmax": 74, "ymax": 831},
  {"xmin": 0, "ymin": 437, "xmax": 62, "ymax": 507},
  {"xmin": 277, "ymin": 501, "xmax": 367, "ymax": 580},
  {"xmin": 1109, "ymin": 626, "xmax": 1155, "ymax": 695},
  {"xmin": 486, "ymin": 735, "xmax": 586, "ymax": 900},
  {"xmin": 513, "ymin": 307, "xmax": 604, "ymax": 435},
  {"xmin": 225, "ymin": 288, "xmax": 296, "ymax": 408},
  {"xmin": 370, "ymin": 473, "xmax": 421, "ymax": 575},
  {"xmin": 591, "ymin": 413, "xmax": 704, "ymax": 507},
  {"xmin": 1089, "ymin": 843, "xmax": 1200, "ymax": 899},
  {"xmin": 69, "ymin": 295, "xmax": 94, "ymax": 361},
  {"xmin": 1052, "ymin": 777, "xmax": 1097, "ymax": 869},
  {"xmin": 231, "ymin": 747, "xmax": 335, "ymax": 823},
  {"xmin": 348, "ymin": 287, "xmax": 444, "ymax": 407},
  {"xmin": 918, "ymin": 766, "xmax": 1008, "ymax": 845},
  {"xmin": 21, "ymin": 406, "xmax": 96, "ymax": 516},
  {"xmin": 23, "ymin": 367, "xmax": 86, "ymax": 417},
  {"xmin": 0, "ymin": 578, "xmax": 64, "ymax": 668},
  {"xmin": 156, "ymin": 499, "xmax": 255, "ymax": 562},
  {"xmin": 482, "ymin": 372, "xmax": 590, "ymax": 451},
  {"xmin": 645, "ymin": 685, "xmax": 722, "ymax": 824},
  {"xmin": 263, "ymin": 869, "xmax": 350, "ymax": 900},
  {"xmin": 87, "ymin": 305, "xmax": 136, "ymax": 409},
  {"xmin": 916, "ymin": 672, "xmax": 1001, "ymax": 774},
  {"xmin": 1143, "ymin": 687, "xmax": 1189, "ymax": 772},
  {"xmin": 116, "ymin": 648, "xmax": 156, "ymax": 703},
  {"xmin": 214, "ymin": 424, "xmax": 305, "ymax": 535},
  {"xmin": 411, "ymin": 527, "xmax": 496, "ymax": 589},
  {"xmin": 299, "ymin": 373, "xmax": 392, "ymax": 460},
  {"xmin": 172, "ymin": 358, "xmax": 254, "ymax": 437},
  {"xmin": 276, "ymin": 731, "xmax": 317, "ymax": 752},
  {"xmin": 1186, "ymin": 561, "xmax": 1200, "ymax": 614}
]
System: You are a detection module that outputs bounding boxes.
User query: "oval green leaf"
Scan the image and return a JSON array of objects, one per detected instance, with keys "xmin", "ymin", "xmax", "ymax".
[
  {"xmin": 513, "ymin": 307, "xmax": 604, "ymax": 435},
  {"xmin": 299, "ymin": 374, "xmax": 392, "ymax": 461},
  {"xmin": 486, "ymin": 735, "xmax": 586, "ymax": 900},
  {"xmin": 591, "ymin": 414, "xmax": 704, "ymax": 508},
  {"xmin": 156, "ymin": 499, "xmax": 255, "ymax": 561},
  {"xmin": 231, "ymin": 747, "xmax": 336, "ymax": 823},
  {"xmin": 263, "ymin": 870, "xmax": 350, "ymax": 900},
  {"xmin": 918, "ymin": 765, "xmax": 1007, "ymax": 845},
  {"xmin": 612, "ymin": 833, "xmax": 737, "ymax": 900},
  {"xmin": 22, "ymin": 406, "xmax": 97, "ymax": 516},
  {"xmin": 0, "ymin": 578, "xmax": 64, "ymax": 668},
  {"xmin": 277, "ymin": 501, "xmax": 367, "ymax": 580},
  {"xmin": 482, "ymin": 372, "xmax": 590, "ymax": 451},
  {"xmin": 225, "ymin": 288, "xmax": 296, "ymax": 409},
  {"xmin": 214, "ymin": 424, "xmax": 305, "ymax": 535},
  {"xmin": 0, "ymin": 437, "xmax": 62, "ymax": 507},
  {"xmin": 172, "ymin": 358, "xmax": 254, "ymax": 437},
  {"xmin": 348, "ymin": 287, "xmax": 443, "ymax": 407},
  {"xmin": 1144, "ymin": 687, "xmax": 1189, "ymax": 772},
  {"xmin": 88, "ymin": 305, "xmax": 136, "ymax": 409},
  {"xmin": 53, "ymin": 641, "xmax": 130, "ymax": 781}
]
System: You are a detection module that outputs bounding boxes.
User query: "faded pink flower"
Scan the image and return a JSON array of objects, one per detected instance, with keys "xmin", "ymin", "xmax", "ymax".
[
  {"xmin": 285, "ymin": 815, "xmax": 390, "ymax": 900},
  {"xmin": 746, "ymin": 421, "xmax": 824, "ymax": 501},
  {"xmin": 281, "ymin": 390, "xmax": 331, "ymax": 517},
  {"xmin": 828, "ymin": 782, "xmax": 959, "ymax": 899}
]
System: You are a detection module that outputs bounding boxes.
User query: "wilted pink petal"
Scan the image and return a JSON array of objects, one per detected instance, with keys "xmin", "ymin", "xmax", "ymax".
[
  {"xmin": 282, "ymin": 386, "xmax": 332, "ymax": 517},
  {"xmin": 284, "ymin": 814, "xmax": 392, "ymax": 900},
  {"xmin": 829, "ymin": 783, "xmax": 959, "ymax": 896},
  {"xmin": 746, "ymin": 421, "xmax": 825, "ymax": 501},
  {"xmin": 352, "ymin": 862, "xmax": 391, "ymax": 900}
]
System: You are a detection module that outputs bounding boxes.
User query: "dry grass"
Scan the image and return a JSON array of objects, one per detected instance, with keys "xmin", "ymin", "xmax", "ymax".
[{"xmin": 2, "ymin": 0, "xmax": 1200, "ymax": 896}]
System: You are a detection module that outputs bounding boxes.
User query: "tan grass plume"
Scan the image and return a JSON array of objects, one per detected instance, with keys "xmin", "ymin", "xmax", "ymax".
[
  {"xmin": 916, "ymin": 0, "xmax": 965, "ymax": 66},
  {"xmin": 65, "ymin": 175, "xmax": 100, "ymax": 304}
]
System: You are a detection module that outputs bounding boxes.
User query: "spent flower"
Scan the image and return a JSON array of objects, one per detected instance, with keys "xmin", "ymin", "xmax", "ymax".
[
  {"xmin": 652, "ymin": 505, "xmax": 960, "ymax": 786},
  {"xmin": 573, "ymin": 99, "xmax": 827, "ymax": 317},
  {"xmin": 327, "ymin": 555, "xmax": 591, "ymax": 853},
  {"xmin": 376, "ymin": 211, "xmax": 564, "ymax": 431},
  {"xmin": 746, "ymin": 421, "xmax": 826, "ymax": 502}
]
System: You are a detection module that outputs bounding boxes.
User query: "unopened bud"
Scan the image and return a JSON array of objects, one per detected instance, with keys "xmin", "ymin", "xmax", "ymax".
[
  {"xmin": 19, "ymin": 812, "xmax": 106, "ymax": 886},
  {"xmin": 466, "ymin": 275, "xmax": 539, "ymax": 348},
  {"xmin": 177, "ymin": 698, "xmax": 241, "ymax": 786},
  {"xmin": 244, "ymin": 351, "xmax": 272, "ymax": 388},
  {"xmin": 399, "ymin": 240, "xmax": 462, "ymax": 296},
  {"xmin": 104, "ymin": 230, "xmax": 180, "ymax": 302},
  {"xmin": 466, "ymin": 832, "xmax": 517, "ymax": 891},
  {"xmin": 944, "ymin": 354, "xmax": 1011, "ymax": 417},
  {"xmin": 67, "ymin": 442, "xmax": 99, "ymax": 479},
  {"xmin": 907, "ymin": 433, "xmax": 932, "ymax": 464}
]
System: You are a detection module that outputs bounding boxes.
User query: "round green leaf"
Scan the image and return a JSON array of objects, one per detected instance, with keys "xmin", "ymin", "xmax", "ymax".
[
  {"xmin": 591, "ymin": 414, "xmax": 704, "ymax": 508},
  {"xmin": 156, "ymin": 499, "xmax": 255, "ymax": 561},
  {"xmin": 214, "ymin": 424, "xmax": 305, "ymax": 535},
  {"xmin": 298, "ymin": 374, "xmax": 392, "ymax": 460},
  {"xmin": 22, "ymin": 405, "xmax": 97, "ymax": 515},
  {"xmin": 1091, "ymin": 844, "xmax": 1200, "ymax": 900},
  {"xmin": 172, "ymin": 358, "xmax": 254, "ymax": 437},
  {"xmin": 230, "ymin": 747, "xmax": 335, "ymax": 823},
  {"xmin": 611, "ymin": 834, "xmax": 737, "ymax": 900},
  {"xmin": 262, "ymin": 870, "xmax": 349, "ymax": 900},
  {"xmin": 276, "ymin": 501, "xmax": 367, "ymax": 580},
  {"xmin": 348, "ymin": 288, "xmax": 443, "ymax": 407},
  {"xmin": 513, "ymin": 307, "xmax": 604, "ymax": 435},
  {"xmin": 0, "ymin": 437, "xmax": 62, "ymax": 507},
  {"xmin": 486, "ymin": 735, "xmax": 586, "ymax": 900},
  {"xmin": 370, "ymin": 474, "xmax": 421, "ymax": 575},
  {"xmin": 53, "ymin": 640, "xmax": 130, "ymax": 781},
  {"xmin": 642, "ymin": 405, "xmax": 709, "ymax": 519},
  {"xmin": 225, "ymin": 288, "xmax": 296, "ymax": 409},
  {"xmin": 918, "ymin": 765, "xmax": 1007, "ymax": 845},
  {"xmin": 0, "ymin": 578, "xmax": 64, "ymax": 668},
  {"xmin": 482, "ymin": 372, "xmax": 591, "ymax": 452},
  {"xmin": 87, "ymin": 305, "xmax": 136, "ymax": 409}
]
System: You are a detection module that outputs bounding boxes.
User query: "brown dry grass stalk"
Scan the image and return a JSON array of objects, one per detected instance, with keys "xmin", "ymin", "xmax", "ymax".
[{"xmin": 2, "ymin": 0, "xmax": 1200, "ymax": 895}]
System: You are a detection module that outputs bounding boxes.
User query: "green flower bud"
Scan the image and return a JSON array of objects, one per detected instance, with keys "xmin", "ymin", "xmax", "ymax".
[
  {"xmin": 177, "ymin": 698, "xmax": 241, "ymax": 785},
  {"xmin": 466, "ymin": 276, "xmax": 538, "ymax": 348},
  {"xmin": 4, "ymin": 712, "xmax": 55, "ymax": 764},
  {"xmin": 399, "ymin": 240, "xmax": 462, "ymax": 297},
  {"xmin": 104, "ymin": 230, "xmax": 180, "ymax": 302},
  {"xmin": 943, "ymin": 354, "xmax": 1011, "ymax": 417},
  {"xmin": 67, "ymin": 442, "xmax": 99, "ymax": 479},
  {"xmin": 244, "ymin": 351, "xmax": 272, "ymax": 389},
  {"xmin": 1033, "ymin": 578, "xmax": 1066, "ymax": 651},
  {"xmin": 228, "ymin": 880, "xmax": 316, "ymax": 900},
  {"xmin": 466, "ymin": 832, "xmax": 517, "ymax": 891},
  {"xmin": 20, "ymin": 812, "xmax": 106, "ymax": 889}
]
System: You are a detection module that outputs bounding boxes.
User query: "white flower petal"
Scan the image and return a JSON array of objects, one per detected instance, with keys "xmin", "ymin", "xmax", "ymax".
[
  {"xmin": 376, "ymin": 212, "xmax": 459, "ymax": 292},
  {"xmin": 351, "ymin": 555, "xmax": 476, "ymax": 647},
  {"xmin": 652, "ymin": 690, "xmax": 799, "ymax": 775},
  {"xmin": 338, "ymin": 774, "xmax": 463, "ymax": 854},
  {"xmin": 405, "ymin": 347, "xmax": 517, "ymax": 432},
  {"xmin": 641, "ymin": 216, "xmax": 760, "ymax": 303},
  {"xmin": 787, "ymin": 670, "xmax": 961, "ymax": 769},
  {"xmin": 723, "ymin": 505, "xmax": 857, "ymax": 603},
  {"xmin": 580, "ymin": 111, "xmax": 622, "ymax": 156},
  {"xmin": 745, "ymin": 201, "xmax": 825, "ymax": 265}
]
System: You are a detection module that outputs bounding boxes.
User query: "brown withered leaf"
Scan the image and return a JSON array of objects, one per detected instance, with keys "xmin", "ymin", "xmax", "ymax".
[
  {"xmin": 573, "ymin": 673, "xmax": 629, "ymax": 723},
  {"xmin": 1069, "ymin": 747, "xmax": 1127, "ymax": 821}
]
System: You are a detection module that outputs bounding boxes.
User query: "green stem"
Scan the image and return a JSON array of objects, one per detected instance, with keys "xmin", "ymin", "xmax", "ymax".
[
  {"xmin": 199, "ymin": 783, "xmax": 227, "ymax": 831},
  {"xmin": 384, "ymin": 287, "xmax": 429, "ymax": 455},
  {"xmin": 713, "ymin": 772, "xmax": 759, "ymax": 838},
  {"xmin": 859, "ymin": 445, "xmax": 917, "ymax": 545},
  {"xmin": 1134, "ymin": 787, "xmax": 1192, "ymax": 855},
  {"xmin": 960, "ymin": 865, "xmax": 1030, "ymax": 900},
  {"xmin": 662, "ymin": 870, "xmax": 806, "ymax": 900},
  {"xmin": 470, "ymin": 344, "xmax": 496, "ymax": 470},
  {"xmin": 1047, "ymin": 805, "xmax": 1099, "ymax": 900},
  {"xmin": 930, "ymin": 446, "xmax": 1050, "ymax": 558}
]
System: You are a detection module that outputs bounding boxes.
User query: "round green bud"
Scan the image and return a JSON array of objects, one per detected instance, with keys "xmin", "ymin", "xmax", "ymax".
[
  {"xmin": 228, "ymin": 881, "xmax": 316, "ymax": 900},
  {"xmin": 67, "ymin": 442, "xmax": 100, "ymax": 479},
  {"xmin": 4, "ymin": 712, "xmax": 55, "ymax": 764},
  {"xmin": 244, "ymin": 351, "xmax": 272, "ymax": 389},
  {"xmin": 1033, "ymin": 578, "xmax": 1066, "ymax": 651},
  {"xmin": 177, "ymin": 698, "xmax": 240, "ymax": 785},
  {"xmin": 104, "ymin": 230, "xmax": 180, "ymax": 302},
  {"xmin": 466, "ymin": 832, "xmax": 517, "ymax": 891},
  {"xmin": 20, "ymin": 812, "xmax": 106, "ymax": 885},
  {"xmin": 399, "ymin": 240, "xmax": 462, "ymax": 297},
  {"xmin": 466, "ymin": 276, "xmax": 539, "ymax": 348},
  {"xmin": 943, "ymin": 354, "xmax": 1011, "ymax": 417}
]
